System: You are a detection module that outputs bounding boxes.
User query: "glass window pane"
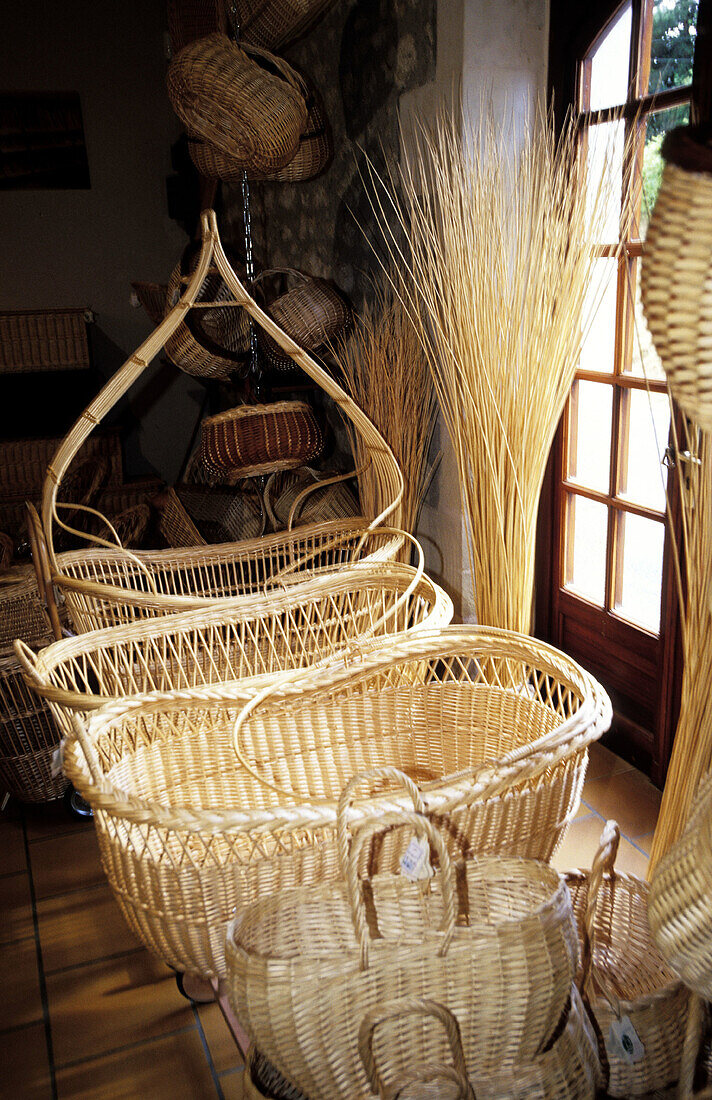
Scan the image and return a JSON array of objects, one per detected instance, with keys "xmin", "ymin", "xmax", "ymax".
[
  {"xmin": 566, "ymin": 494, "xmax": 608, "ymax": 606},
  {"xmin": 619, "ymin": 389, "xmax": 670, "ymax": 510},
  {"xmin": 589, "ymin": 3, "xmax": 632, "ymax": 110},
  {"xmin": 641, "ymin": 103, "xmax": 690, "ymax": 234},
  {"xmin": 628, "ymin": 257, "xmax": 666, "ymax": 381},
  {"xmin": 648, "ymin": 0, "xmax": 699, "ymax": 97},
  {"xmin": 579, "ymin": 257, "xmax": 618, "ymax": 374},
  {"xmin": 568, "ymin": 380, "xmax": 613, "ymax": 492},
  {"xmin": 586, "ymin": 120, "xmax": 625, "ymax": 243},
  {"xmin": 615, "ymin": 513, "xmax": 665, "ymax": 632}
]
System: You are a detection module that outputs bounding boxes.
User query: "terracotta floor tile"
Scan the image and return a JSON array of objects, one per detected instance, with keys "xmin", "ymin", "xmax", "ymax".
[
  {"xmin": 47, "ymin": 948, "xmax": 196, "ymax": 1066},
  {"xmin": 0, "ymin": 870, "xmax": 34, "ymax": 944},
  {"xmin": 586, "ymin": 741, "xmax": 633, "ymax": 782},
  {"xmin": 23, "ymin": 800, "xmax": 93, "ymax": 842},
  {"xmin": 635, "ymin": 832, "xmax": 655, "ymax": 856},
  {"xmin": 0, "ymin": 814, "xmax": 27, "ymax": 874},
  {"xmin": 38, "ymin": 882, "xmax": 141, "ymax": 973},
  {"xmin": 551, "ymin": 813, "xmax": 610, "ymax": 872},
  {"xmin": 0, "ymin": 935, "xmax": 43, "ymax": 1030},
  {"xmin": 30, "ymin": 829, "xmax": 104, "ymax": 900},
  {"xmin": 0, "ymin": 1022, "xmax": 52, "ymax": 1099},
  {"xmin": 220, "ymin": 1067, "xmax": 246, "ymax": 1100},
  {"xmin": 611, "ymin": 835, "xmax": 650, "ymax": 879},
  {"xmin": 197, "ymin": 1000, "xmax": 245, "ymax": 1075},
  {"xmin": 580, "ymin": 768, "xmax": 662, "ymax": 839},
  {"xmin": 55, "ymin": 1028, "xmax": 219, "ymax": 1099}
]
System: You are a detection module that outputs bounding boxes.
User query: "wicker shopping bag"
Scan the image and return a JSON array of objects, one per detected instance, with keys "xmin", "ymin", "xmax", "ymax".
[
  {"xmin": 225, "ymin": 768, "xmax": 581, "ymax": 1099},
  {"xmin": 566, "ymin": 820, "xmax": 690, "ymax": 1097}
]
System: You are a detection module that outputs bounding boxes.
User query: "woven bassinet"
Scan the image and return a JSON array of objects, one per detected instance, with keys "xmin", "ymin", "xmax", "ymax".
[
  {"xmin": 565, "ymin": 820, "xmax": 689, "ymax": 1097},
  {"xmin": 19, "ymin": 561, "xmax": 451, "ymax": 739},
  {"xmin": 225, "ymin": 782, "xmax": 579, "ymax": 1098},
  {"xmin": 40, "ymin": 210, "xmax": 404, "ymax": 629},
  {"xmin": 61, "ymin": 625, "xmax": 608, "ymax": 982}
]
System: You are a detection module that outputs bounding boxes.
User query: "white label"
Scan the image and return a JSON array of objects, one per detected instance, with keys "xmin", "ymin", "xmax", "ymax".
[
  {"xmin": 399, "ymin": 835, "xmax": 433, "ymax": 881},
  {"xmin": 608, "ymin": 1015, "xmax": 645, "ymax": 1065},
  {"xmin": 50, "ymin": 741, "xmax": 64, "ymax": 779}
]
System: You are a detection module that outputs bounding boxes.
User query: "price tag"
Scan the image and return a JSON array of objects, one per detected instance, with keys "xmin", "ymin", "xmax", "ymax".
[
  {"xmin": 607, "ymin": 1016, "xmax": 645, "ymax": 1065},
  {"xmin": 51, "ymin": 741, "xmax": 64, "ymax": 779},
  {"xmin": 399, "ymin": 835, "xmax": 433, "ymax": 881}
]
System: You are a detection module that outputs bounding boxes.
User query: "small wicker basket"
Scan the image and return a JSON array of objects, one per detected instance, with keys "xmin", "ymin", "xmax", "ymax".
[
  {"xmin": 264, "ymin": 466, "xmax": 359, "ymax": 531},
  {"xmin": 167, "ymin": 34, "xmax": 308, "ymax": 172},
  {"xmin": 151, "ymin": 487, "xmax": 206, "ymax": 548},
  {"xmin": 229, "ymin": 0, "xmax": 337, "ymax": 51},
  {"xmin": 176, "ymin": 482, "xmax": 265, "ymax": 542},
  {"xmin": 566, "ymin": 820, "xmax": 689, "ymax": 1097},
  {"xmin": 256, "ymin": 269, "xmax": 352, "ymax": 373},
  {"xmin": 199, "ymin": 400, "xmax": 325, "ymax": 477}
]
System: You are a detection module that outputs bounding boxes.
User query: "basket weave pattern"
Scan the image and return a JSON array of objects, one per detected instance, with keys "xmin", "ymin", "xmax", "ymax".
[
  {"xmin": 257, "ymin": 274, "xmax": 351, "ymax": 372},
  {"xmin": 199, "ymin": 401, "xmax": 324, "ymax": 477},
  {"xmin": 0, "ymin": 309, "xmax": 90, "ymax": 373},
  {"xmin": 230, "ymin": 0, "xmax": 337, "ymax": 50},
  {"xmin": 164, "ymin": 255, "xmax": 250, "ymax": 381}
]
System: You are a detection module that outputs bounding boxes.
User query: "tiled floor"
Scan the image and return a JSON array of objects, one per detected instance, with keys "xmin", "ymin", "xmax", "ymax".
[{"xmin": 0, "ymin": 741, "xmax": 662, "ymax": 1099}]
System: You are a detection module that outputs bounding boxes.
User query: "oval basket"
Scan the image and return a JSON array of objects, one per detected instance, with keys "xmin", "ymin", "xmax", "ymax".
[
  {"xmin": 59, "ymin": 625, "xmax": 608, "ymax": 981},
  {"xmin": 641, "ymin": 127, "xmax": 712, "ymax": 431},
  {"xmin": 230, "ymin": 0, "xmax": 337, "ymax": 51},
  {"xmin": 225, "ymin": 784, "xmax": 579, "ymax": 1097},
  {"xmin": 565, "ymin": 820, "xmax": 689, "ymax": 1097},
  {"xmin": 199, "ymin": 400, "xmax": 325, "ymax": 477},
  {"xmin": 167, "ymin": 34, "xmax": 308, "ymax": 172},
  {"xmin": 256, "ymin": 271, "xmax": 352, "ymax": 373}
]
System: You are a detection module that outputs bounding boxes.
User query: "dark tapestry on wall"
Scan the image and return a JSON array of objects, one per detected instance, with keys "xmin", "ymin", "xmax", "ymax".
[{"xmin": 0, "ymin": 91, "xmax": 90, "ymax": 190}]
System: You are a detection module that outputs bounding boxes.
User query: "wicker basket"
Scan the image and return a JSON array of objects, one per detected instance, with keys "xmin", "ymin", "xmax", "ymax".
[
  {"xmin": 131, "ymin": 282, "xmax": 169, "ymax": 327},
  {"xmin": 565, "ymin": 820, "xmax": 689, "ymax": 1097},
  {"xmin": 41, "ymin": 210, "xmax": 404, "ymax": 626},
  {"xmin": 167, "ymin": 0, "xmax": 224, "ymax": 55},
  {"xmin": 95, "ymin": 502, "xmax": 152, "ymax": 551},
  {"xmin": 151, "ymin": 487, "xmax": 206, "ymax": 548},
  {"xmin": 225, "ymin": 784, "xmax": 579, "ymax": 1097},
  {"xmin": 641, "ymin": 127, "xmax": 712, "ymax": 431},
  {"xmin": 359, "ymin": 990, "xmax": 600, "ymax": 1100},
  {"xmin": 189, "ymin": 84, "xmax": 332, "ymax": 183},
  {"xmin": 60, "ymin": 624, "xmax": 606, "ymax": 981},
  {"xmin": 167, "ymin": 34, "xmax": 308, "ymax": 172},
  {"xmin": 177, "ymin": 482, "xmax": 265, "ymax": 542},
  {"xmin": 264, "ymin": 466, "xmax": 359, "ymax": 531},
  {"xmin": 243, "ymin": 1051, "xmax": 308, "ymax": 1100},
  {"xmin": 0, "ymin": 531, "xmax": 13, "ymax": 573},
  {"xmin": 199, "ymin": 401, "xmax": 325, "ymax": 477},
  {"xmin": 0, "ymin": 308, "xmax": 91, "ymax": 374},
  {"xmin": 0, "ymin": 432, "xmax": 122, "ymax": 499},
  {"xmin": 163, "ymin": 244, "xmax": 251, "ymax": 381},
  {"xmin": 230, "ymin": 0, "xmax": 337, "ymax": 51},
  {"xmin": 256, "ymin": 270, "xmax": 352, "ymax": 373}
]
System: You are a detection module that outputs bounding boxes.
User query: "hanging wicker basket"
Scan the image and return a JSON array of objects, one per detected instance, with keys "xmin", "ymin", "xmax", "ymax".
[
  {"xmin": 641, "ymin": 126, "xmax": 712, "ymax": 431},
  {"xmin": 199, "ymin": 400, "xmax": 325, "ymax": 477},
  {"xmin": 225, "ymin": 776, "xmax": 580, "ymax": 1099},
  {"xmin": 167, "ymin": 34, "xmax": 308, "ymax": 172},
  {"xmin": 565, "ymin": 820, "xmax": 690, "ymax": 1097},
  {"xmin": 255, "ymin": 269, "xmax": 352, "ymax": 373},
  {"xmin": 229, "ymin": 0, "xmax": 337, "ymax": 51},
  {"xmin": 167, "ymin": 0, "xmax": 225, "ymax": 55}
]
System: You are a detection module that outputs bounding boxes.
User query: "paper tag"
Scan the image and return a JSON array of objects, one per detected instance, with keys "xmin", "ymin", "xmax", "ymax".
[
  {"xmin": 50, "ymin": 741, "xmax": 64, "ymax": 779},
  {"xmin": 607, "ymin": 1016, "xmax": 645, "ymax": 1065},
  {"xmin": 399, "ymin": 835, "xmax": 433, "ymax": 881}
]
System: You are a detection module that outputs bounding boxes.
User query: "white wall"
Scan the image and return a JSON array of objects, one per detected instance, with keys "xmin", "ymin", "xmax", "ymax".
[
  {"xmin": 400, "ymin": 0, "xmax": 549, "ymax": 620},
  {"xmin": 0, "ymin": 0, "xmax": 202, "ymax": 482}
]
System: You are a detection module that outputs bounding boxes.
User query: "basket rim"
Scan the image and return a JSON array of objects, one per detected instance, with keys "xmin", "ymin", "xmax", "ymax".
[{"xmin": 202, "ymin": 400, "xmax": 317, "ymax": 428}]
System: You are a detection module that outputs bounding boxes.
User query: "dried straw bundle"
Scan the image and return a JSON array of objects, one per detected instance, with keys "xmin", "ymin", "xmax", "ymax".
[
  {"xmin": 334, "ymin": 282, "xmax": 437, "ymax": 541},
  {"xmin": 367, "ymin": 105, "xmax": 629, "ymax": 632},
  {"xmin": 648, "ymin": 426, "xmax": 712, "ymax": 874}
]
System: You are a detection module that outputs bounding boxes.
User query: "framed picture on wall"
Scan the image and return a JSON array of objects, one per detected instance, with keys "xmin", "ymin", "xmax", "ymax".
[{"xmin": 0, "ymin": 91, "xmax": 90, "ymax": 189}]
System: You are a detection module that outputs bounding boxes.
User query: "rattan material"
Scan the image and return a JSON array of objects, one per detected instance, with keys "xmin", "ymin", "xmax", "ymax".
[
  {"xmin": 189, "ymin": 85, "xmax": 332, "ymax": 183},
  {"xmin": 60, "ymin": 625, "xmax": 606, "ymax": 981},
  {"xmin": 131, "ymin": 282, "xmax": 169, "ymax": 327},
  {"xmin": 96, "ymin": 502, "xmax": 152, "ymax": 550},
  {"xmin": 0, "ymin": 532, "xmax": 13, "ymax": 573},
  {"xmin": 0, "ymin": 308, "xmax": 90, "ymax": 373},
  {"xmin": 167, "ymin": 35, "xmax": 308, "ymax": 172},
  {"xmin": 641, "ymin": 129, "xmax": 712, "ymax": 431},
  {"xmin": 151, "ymin": 487, "xmax": 206, "ymax": 548},
  {"xmin": 565, "ymin": 820, "xmax": 689, "ymax": 1097},
  {"xmin": 649, "ymin": 771, "xmax": 712, "ymax": 1001},
  {"xmin": 199, "ymin": 401, "xmax": 325, "ymax": 477},
  {"xmin": 264, "ymin": 466, "xmax": 359, "ymax": 531},
  {"xmin": 225, "ymin": 784, "xmax": 579, "ymax": 1098},
  {"xmin": 41, "ymin": 210, "xmax": 404, "ymax": 624},
  {"xmin": 243, "ymin": 1051, "xmax": 309, "ymax": 1100},
  {"xmin": 177, "ymin": 482, "xmax": 265, "ymax": 542},
  {"xmin": 0, "ymin": 433, "xmax": 122, "ymax": 497},
  {"xmin": 167, "ymin": 0, "xmax": 224, "ymax": 54},
  {"xmin": 0, "ymin": 571, "xmax": 56, "ymax": 650},
  {"xmin": 230, "ymin": 0, "xmax": 337, "ymax": 50},
  {"xmin": 20, "ymin": 562, "xmax": 451, "ymax": 738},
  {"xmin": 256, "ymin": 271, "xmax": 351, "ymax": 373}
]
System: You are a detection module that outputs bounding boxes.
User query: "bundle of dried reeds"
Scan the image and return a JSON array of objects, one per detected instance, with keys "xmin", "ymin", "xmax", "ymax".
[
  {"xmin": 648, "ymin": 425, "xmax": 712, "ymax": 874},
  {"xmin": 334, "ymin": 282, "xmax": 437, "ymax": 542},
  {"xmin": 365, "ymin": 104, "xmax": 630, "ymax": 632}
]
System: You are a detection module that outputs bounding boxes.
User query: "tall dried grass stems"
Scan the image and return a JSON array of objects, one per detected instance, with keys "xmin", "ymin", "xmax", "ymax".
[
  {"xmin": 365, "ymin": 103, "xmax": 633, "ymax": 632},
  {"xmin": 648, "ymin": 423, "xmax": 712, "ymax": 875},
  {"xmin": 334, "ymin": 282, "xmax": 437, "ymax": 548}
]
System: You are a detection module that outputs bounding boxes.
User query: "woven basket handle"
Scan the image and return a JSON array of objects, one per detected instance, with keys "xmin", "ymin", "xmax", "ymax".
[
  {"xmin": 581, "ymin": 819, "xmax": 620, "ymax": 999},
  {"xmin": 240, "ymin": 41, "xmax": 308, "ymax": 97},
  {"xmin": 358, "ymin": 996, "xmax": 474, "ymax": 1099},
  {"xmin": 25, "ymin": 502, "xmax": 63, "ymax": 641}
]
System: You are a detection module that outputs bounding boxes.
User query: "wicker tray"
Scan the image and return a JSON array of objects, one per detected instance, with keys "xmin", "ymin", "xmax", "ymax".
[{"xmin": 0, "ymin": 308, "xmax": 91, "ymax": 374}]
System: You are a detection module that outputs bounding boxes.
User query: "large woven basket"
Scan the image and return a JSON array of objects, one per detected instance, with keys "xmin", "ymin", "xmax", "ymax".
[
  {"xmin": 264, "ymin": 466, "xmax": 359, "ymax": 531},
  {"xmin": 20, "ymin": 560, "xmax": 450, "ymax": 739},
  {"xmin": 230, "ymin": 0, "xmax": 337, "ymax": 51},
  {"xmin": 256, "ymin": 270, "xmax": 352, "ymax": 373},
  {"xmin": 565, "ymin": 820, "xmax": 689, "ymax": 1097},
  {"xmin": 641, "ymin": 126, "xmax": 712, "ymax": 431},
  {"xmin": 61, "ymin": 625, "xmax": 607, "ymax": 981},
  {"xmin": 225, "ymin": 780, "xmax": 579, "ymax": 1097},
  {"xmin": 167, "ymin": 35, "xmax": 308, "ymax": 172},
  {"xmin": 40, "ymin": 211, "xmax": 404, "ymax": 626},
  {"xmin": 199, "ymin": 400, "xmax": 325, "ymax": 477}
]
